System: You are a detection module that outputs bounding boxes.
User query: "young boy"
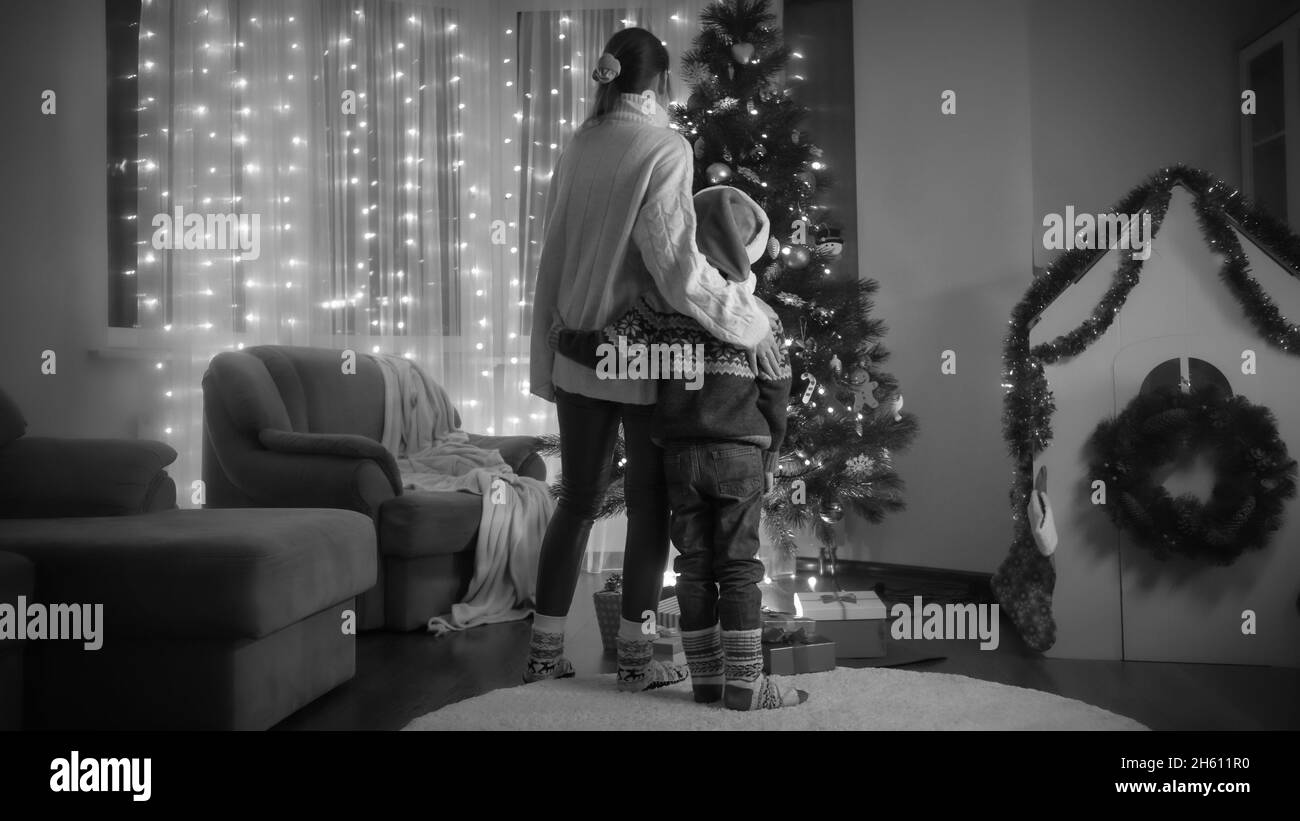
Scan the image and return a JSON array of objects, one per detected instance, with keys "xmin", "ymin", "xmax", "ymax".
[{"xmin": 549, "ymin": 185, "xmax": 807, "ymax": 710}]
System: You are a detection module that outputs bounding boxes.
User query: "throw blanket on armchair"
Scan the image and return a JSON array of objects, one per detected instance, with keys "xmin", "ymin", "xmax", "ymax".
[{"xmin": 370, "ymin": 354, "xmax": 555, "ymax": 634}]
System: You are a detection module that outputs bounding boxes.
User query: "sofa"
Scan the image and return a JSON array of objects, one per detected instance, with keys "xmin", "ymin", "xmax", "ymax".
[
  {"xmin": 0, "ymin": 551, "xmax": 33, "ymax": 730},
  {"xmin": 0, "ymin": 386, "xmax": 376, "ymax": 729},
  {"xmin": 201, "ymin": 345, "xmax": 546, "ymax": 630}
]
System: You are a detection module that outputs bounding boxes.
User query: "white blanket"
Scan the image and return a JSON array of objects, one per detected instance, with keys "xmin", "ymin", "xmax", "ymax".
[{"xmin": 370, "ymin": 354, "xmax": 555, "ymax": 633}]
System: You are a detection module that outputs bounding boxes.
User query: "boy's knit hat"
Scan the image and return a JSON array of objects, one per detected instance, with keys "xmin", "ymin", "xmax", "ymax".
[{"xmin": 693, "ymin": 185, "xmax": 771, "ymax": 286}]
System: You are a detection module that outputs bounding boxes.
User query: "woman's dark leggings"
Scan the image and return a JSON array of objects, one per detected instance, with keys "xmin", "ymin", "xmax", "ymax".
[{"xmin": 534, "ymin": 387, "xmax": 670, "ymax": 624}]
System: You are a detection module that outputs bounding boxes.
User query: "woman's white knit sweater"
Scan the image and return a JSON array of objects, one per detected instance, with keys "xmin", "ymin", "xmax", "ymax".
[{"xmin": 529, "ymin": 92, "xmax": 769, "ymax": 405}]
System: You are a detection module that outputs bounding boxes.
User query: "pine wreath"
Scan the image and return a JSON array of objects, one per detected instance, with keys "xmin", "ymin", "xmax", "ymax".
[{"xmin": 1088, "ymin": 385, "xmax": 1297, "ymax": 563}]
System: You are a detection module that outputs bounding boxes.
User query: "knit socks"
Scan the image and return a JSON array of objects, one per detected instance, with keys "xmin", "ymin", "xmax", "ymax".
[
  {"xmin": 616, "ymin": 617, "xmax": 689, "ymax": 693},
  {"xmin": 722, "ymin": 628, "xmax": 808, "ymax": 710},
  {"xmin": 523, "ymin": 614, "xmax": 574, "ymax": 683},
  {"xmin": 680, "ymin": 624, "xmax": 725, "ymax": 703}
]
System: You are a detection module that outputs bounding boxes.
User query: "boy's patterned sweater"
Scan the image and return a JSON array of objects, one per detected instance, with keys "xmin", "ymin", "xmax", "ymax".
[{"xmin": 549, "ymin": 296, "xmax": 792, "ymax": 473}]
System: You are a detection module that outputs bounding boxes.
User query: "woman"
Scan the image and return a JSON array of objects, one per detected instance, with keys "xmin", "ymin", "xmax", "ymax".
[{"xmin": 526, "ymin": 26, "xmax": 781, "ymax": 691}]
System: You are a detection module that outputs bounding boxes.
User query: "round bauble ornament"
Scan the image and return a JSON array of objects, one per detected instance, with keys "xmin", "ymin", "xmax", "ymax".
[
  {"xmin": 818, "ymin": 499, "xmax": 844, "ymax": 525},
  {"xmin": 706, "ymin": 162, "xmax": 732, "ymax": 185},
  {"xmin": 731, "ymin": 42, "xmax": 756, "ymax": 64},
  {"xmin": 784, "ymin": 244, "xmax": 812, "ymax": 270}
]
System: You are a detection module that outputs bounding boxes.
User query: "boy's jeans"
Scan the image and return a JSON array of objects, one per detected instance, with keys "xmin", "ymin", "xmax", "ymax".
[{"xmin": 664, "ymin": 441, "xmax": 766, "ymax": 632}]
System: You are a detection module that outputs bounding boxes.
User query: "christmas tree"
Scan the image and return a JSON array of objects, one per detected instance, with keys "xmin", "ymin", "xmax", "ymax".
[
  {"xmin": 538, "ymin": 0, "xmax": 917, "ymax": 565},
  {"xmin": 671, "ymin": 0, "xmax": 917, "ymax": 559}
]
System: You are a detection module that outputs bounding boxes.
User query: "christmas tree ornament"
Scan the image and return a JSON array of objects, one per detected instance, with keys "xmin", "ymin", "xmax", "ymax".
[
  {"xmin": 845, "ymin": 454, "xmax": 874, "ymax": 475},
  {"xmin": 853, "ymin": 373, "xmax": 880, "ymax": 411},
  {"xmin": 693, "ymin": 138, "xmax": 707, "ymax": 160},
  {"xmin": 800, "ymin": 372, "xmax": 817, "ymax": 404},
  {"xmin": 892, "ymin": 394, "xmax": 905, "ymax": 421},
  {"xmin": 829, "ymin": 354, "xmax": 842, "ymax": 374},
  {"xmin": 731, "ymin": 42, "xmax": 756, "ymax": 64},
  {"xmin": 750, "ymin": 144, "xmax": 767, "ymax": 161},
  {"xmin": 737, "ymin": 167, "xmax": 762, "ymax": 185},
  {"xmin": 706, "ymin": 162, "xmax": 732, "ymax": 184},
  {"xmin": 791, "ymin": 129, "xmax": 801, "ymax": 144},
  {"xmin": 784, "ymin": 244, "xmax": 811, "ymax": 269},
  {"xmin": 815, "ymin": 225, "xmax": 844, "ymax": 259},
  {"xmin": 818, "ymin": 498, "xmax": 844, "ymax": 524},
  {"xmin": 795, "ymin": 170, "xmax": 815, "ymax": 189},
  {"xmin": 767, "ymin": 236, "xmax": 782, "ymax": 259}
]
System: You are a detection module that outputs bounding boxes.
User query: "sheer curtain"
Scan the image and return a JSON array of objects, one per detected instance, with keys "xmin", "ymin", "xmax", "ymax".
[{"xmin": 130, "ymin": 1, "xmax": 709, "ymax": 575}]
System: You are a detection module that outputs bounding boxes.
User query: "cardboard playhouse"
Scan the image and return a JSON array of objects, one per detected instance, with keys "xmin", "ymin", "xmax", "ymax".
[{"xmin": 993, "ymin": 168, "xmax": 1300, "ymax": 667}]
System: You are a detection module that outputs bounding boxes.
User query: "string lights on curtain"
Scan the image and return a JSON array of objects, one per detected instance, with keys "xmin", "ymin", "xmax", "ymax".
[{"xmin": 122, "ymin": 1, "xmax": 706, "ymax": 510}]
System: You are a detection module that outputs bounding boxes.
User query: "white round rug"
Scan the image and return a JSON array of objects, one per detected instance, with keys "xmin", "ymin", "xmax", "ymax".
[{"xmin": 402, "ymin": 667, "xmax": 1147, "ymax": 731}]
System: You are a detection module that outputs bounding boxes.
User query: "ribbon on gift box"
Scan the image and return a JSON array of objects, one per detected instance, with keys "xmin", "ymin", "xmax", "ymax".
[
  {"xmin": 819, "ymin": 592, "xmax": 858, "ymax": 604},
  {"xmin": 815, "ymin": 591, "xmax": 860, "ymax": 619}
]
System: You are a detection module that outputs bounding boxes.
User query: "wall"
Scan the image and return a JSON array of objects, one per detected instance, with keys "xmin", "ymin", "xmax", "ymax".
[
  {"xmin": 845, "ymin": 0, "xmax": 1300, "ymax": 578},
  {"xmin": 784, "ymin": 0, "xmax": 857, "ymax": 274},
  {"xmin": 0, "ymin": 0, "xmax": 148, "ymax": 438},
  {"xmin": 848, "ymin": 0, "xmax": 1034, "ymax": 571},
  {"xmin": 1029, "ymin": 0, "xmax": 1300, "ymax": 270}
]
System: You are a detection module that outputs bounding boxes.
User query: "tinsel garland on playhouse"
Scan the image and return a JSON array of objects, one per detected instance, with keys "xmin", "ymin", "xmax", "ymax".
[{"xmin": 993, "ymin": 165, "xmax": 1300, "ymax": 653}]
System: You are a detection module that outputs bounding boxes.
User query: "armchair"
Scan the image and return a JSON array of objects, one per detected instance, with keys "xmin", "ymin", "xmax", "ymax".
[{"xmin": 201, "ymin": 345, "xmax": 546, "ymax": 630}]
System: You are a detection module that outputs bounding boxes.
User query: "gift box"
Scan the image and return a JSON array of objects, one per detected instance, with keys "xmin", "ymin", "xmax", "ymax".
[
  {"xmin": 761, "ymin": 628, "xmax": 836, "ymax": 675},
  {"xmin": 593, "ymin": 576, "xmax": 683, "ymax": 653},
  {"xmin": 795, "ymin": 590, "xmax": 889, "ymax": 659},
  {"xmin": 762, "ymin": 613, "xmax": 816, "ymax": 636},
  {"xmin": 657, "ymin": 595, "xmax": 680, "ymax": 630},
  {"xmin": 592, "ymin": 574, "xmax": 623, "ymax": 653},
  {"xmin": 653, "ymin": 629, "xmax": 685, "ymax": 665}
]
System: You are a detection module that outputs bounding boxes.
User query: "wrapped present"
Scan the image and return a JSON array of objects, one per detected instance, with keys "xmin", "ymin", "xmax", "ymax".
[
  {"xmin": 657, "ymin": 594, "xmax": 680, "ymax": 630},
  {"xmin": 761, "ymin": 613, "xmax": 816, "ymax": 636},
  {"xmin": 592, "ymin": 574, "xmax": 623, "ymax": 653},
  {"xmin": 653, "ymin": 629, "xmax": 685, "ymax": 665},
  {"xmin": 761, "ymin": 628, "xmax": 836, "ymax": 675},
  {"xmin": 795, "ymin": 590, "xmax": 889, "ymax": 659}
]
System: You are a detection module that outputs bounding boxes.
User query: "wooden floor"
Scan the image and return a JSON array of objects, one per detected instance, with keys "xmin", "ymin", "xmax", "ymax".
[{"xmin": 275, "ymin": 568, "xmax": 1300, "ymax": 731}]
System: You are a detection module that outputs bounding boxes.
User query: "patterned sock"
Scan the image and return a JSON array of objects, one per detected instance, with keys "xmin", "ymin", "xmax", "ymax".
[
  {"xmin": 681, "ymin": 623, "xmax": 724, "ymax": 703},
  {"xmin": 616, "ymin": 617, "xmax": 689, "ymax": 693},
  {"xmin": 722, "ymin": 628, "xmax": 808, "ymax": 711},
  {"xmin": 523, "ymin": 614, "xmax": 574, "ymax": 683}
]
